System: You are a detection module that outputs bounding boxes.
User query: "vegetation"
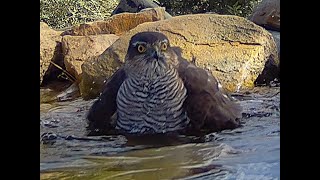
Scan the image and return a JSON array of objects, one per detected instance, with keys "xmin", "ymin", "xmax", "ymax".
[
  {"xmin": 156, "ymin": 0, "xmax": 262, "ymax": 17},
  {"xmin": 40, "ymin": 0, "xmax": 261, "ymax": 29},
  {"xmin": 40, "ymin": 0, "xmax": 119, "ymax": 29}
]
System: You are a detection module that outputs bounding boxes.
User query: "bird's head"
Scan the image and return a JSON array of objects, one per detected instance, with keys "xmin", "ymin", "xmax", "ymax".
[{"xmin": 124, "ymin": 32, "xmax": 178, "ymax": 78}]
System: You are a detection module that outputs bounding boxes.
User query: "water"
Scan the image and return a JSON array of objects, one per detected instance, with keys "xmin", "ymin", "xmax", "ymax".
[{"xmin": 40, "ymin": 86, "xmax": 280, "ymax": 180}]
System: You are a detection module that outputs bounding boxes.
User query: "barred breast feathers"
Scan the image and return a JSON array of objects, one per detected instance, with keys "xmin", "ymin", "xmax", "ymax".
[{"xmin": 116, "ymin": 63, "xmax": 189, "ymax": 134}]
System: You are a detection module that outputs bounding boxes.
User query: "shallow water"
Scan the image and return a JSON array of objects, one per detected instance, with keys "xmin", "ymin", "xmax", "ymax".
[{"xmin": 40, "ymin": 86, "xmax": 280, "ymax": 180}]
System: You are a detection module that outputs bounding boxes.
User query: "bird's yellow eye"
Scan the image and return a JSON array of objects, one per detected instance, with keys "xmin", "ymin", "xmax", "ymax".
[
  {"xmin": 161, "ymin": 43, "xmax": 167, "ymax": 51},
  {"xmin": 137, "ymin": 44, "xmax": 146, "ymax": 53}
]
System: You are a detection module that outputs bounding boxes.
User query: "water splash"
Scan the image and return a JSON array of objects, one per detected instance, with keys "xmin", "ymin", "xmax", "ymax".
[{"xmin": 40, "ymin": 87, "xmax": 280, "ymax": 179}]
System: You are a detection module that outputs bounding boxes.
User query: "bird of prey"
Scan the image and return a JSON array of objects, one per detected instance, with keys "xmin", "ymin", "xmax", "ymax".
[{"xmin": 87, "ymin": 31, "xmax": 242, "ymax": 136}]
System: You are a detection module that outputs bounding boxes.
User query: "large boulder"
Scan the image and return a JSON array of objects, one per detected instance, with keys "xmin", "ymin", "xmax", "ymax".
[
  {"xmin": 249, "ymin": 0, "xmax": 280, "ymax": 31},
  {"xmin": 61, "ymin": 34, "xmax": 119, "ymax": 82},
  {"xmin": 111, "ymin": 0, "xmax": 172, "ymax": 19},
  {"xmin": 40, "ymin": 22, "xmax": 62, "ymax": 85},
  {"xmin": 62, "ymin": 7, "xmax": 167, "ymax": 36},
  {"xmin": 80, "ymin": 14, "xmax": 279, "ymax": 99}
]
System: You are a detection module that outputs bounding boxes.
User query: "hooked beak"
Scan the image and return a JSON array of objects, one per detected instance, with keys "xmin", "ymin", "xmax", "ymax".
[
  {"xmin": 152, "ymin": 51, "xmax": 160, "ymax": 59},
  {"xmin": 149, "ymin": 47, "xmax": 161, "ymax": 60}
]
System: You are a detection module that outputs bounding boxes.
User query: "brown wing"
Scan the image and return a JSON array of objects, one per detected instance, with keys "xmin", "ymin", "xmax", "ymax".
[
  {"xmin": 177, "ymin": 59, "xmax": 242, "ymax": 134},
  {"xmin": 87, "ymin": 68, "xmax": 127, "ymax": 135}
]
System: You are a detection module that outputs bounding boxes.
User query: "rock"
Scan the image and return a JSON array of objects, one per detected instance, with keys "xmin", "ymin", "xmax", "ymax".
[
  {"xmin": 112, "ymin": 0, "xmax": 172, "ymax": 19},
  {"xmin": 56, "ymin": 82, "xmax": 80, "ymax": 102},
  {"xmin": 255, "ymin": 30, "xmax": 280, "ymax": 85},
  {"xmin": 40, "ymin": 88, "xmax": 57, "ymax": 104},
  {"xmin": 80, "ymin": 52, "xmax": 122, "ymax": 100},
  {"xmin": 40, "ymin": 81, "xmax": 80, "ymax": 103},
  {"xmin": 40, "ymin": 81, "xmax": 72, "ymax": 103},
  {"xmin": 80, "ymin": 14, "xmax": 278, "ymax": 99},
  {"xmin": 268, "ymin": 30, "xmax": 280, "ymax": 55},
  {"xmin": 40, "ymin": 103, "xmax": 53, "ymax": 113},
  {"xmin": 62, "ymin": 7, "xmax": 167, "ymax": 36},
  {"xmin": 249, "ymin": 0, "xmax": 280, "ymax": 31},
  {"xmin": 61, "ymin": 34, "xmax": 119, "ymax": 82},
  {"xmin": 40, "ymin": 22, "xmax": 62, "ymax": 85}
]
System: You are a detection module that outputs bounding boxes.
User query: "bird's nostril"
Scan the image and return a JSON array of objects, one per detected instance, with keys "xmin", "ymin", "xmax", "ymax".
[{"xmin": 152, "ymin": 51, "xmax": 159, "ymax": 59}]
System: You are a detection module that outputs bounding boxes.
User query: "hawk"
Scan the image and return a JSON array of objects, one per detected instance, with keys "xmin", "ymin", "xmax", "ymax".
[{"xmin": 87, "ymin": 32, "xmax": 242, "ymax": 136}]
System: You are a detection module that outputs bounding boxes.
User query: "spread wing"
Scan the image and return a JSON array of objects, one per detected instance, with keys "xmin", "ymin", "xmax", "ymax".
[
  {"xmin": 87, "ymin": 57, "xmax": 242, "ymax": 135},
  {"xmin": 177, "ymin": 59, "xmax": 242, "ymax": 134},
  {"xmin": 87, "ymin": 68, "xmax": 127, "ymax": 135}
]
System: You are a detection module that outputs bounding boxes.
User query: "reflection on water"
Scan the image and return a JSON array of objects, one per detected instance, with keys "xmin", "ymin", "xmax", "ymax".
[{"xmin": 40, "ymin": 87, "xmax": 280, "ymax": 180}]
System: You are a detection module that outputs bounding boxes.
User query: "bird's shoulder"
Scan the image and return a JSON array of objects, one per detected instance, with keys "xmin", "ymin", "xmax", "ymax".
[{"xmin": 176, "ymin": 59, "xmax": 219, "ymax": 95}]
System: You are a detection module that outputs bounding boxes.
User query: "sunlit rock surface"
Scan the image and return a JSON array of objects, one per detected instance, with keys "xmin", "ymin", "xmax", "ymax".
[{"xmin": 80, "ymin": 14, "xmax": 278, "ymax": 99}]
